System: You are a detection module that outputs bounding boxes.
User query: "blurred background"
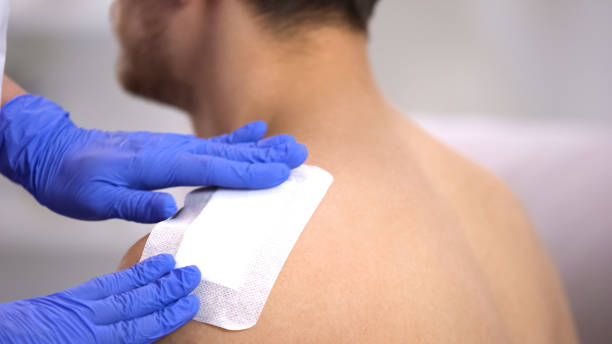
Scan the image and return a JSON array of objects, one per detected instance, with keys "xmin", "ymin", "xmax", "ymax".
[{"xmin": 1, "ymin": 0, "xmax": 610, "ymax": 342}]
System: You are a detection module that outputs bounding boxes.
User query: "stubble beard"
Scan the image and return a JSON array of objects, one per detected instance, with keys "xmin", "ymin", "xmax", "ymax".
[{"xmin": 115, "ymin": 12, "xmax": 195, "ymax": 111}]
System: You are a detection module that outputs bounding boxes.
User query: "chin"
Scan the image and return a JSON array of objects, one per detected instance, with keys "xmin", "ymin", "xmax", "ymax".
[
  {"xmin": 115, "ymin": 56, "xmax": 156, "ymax": 100},
  {"xmin": 115, "ymin": 56, "xmax": 194, "ymax": 111}
]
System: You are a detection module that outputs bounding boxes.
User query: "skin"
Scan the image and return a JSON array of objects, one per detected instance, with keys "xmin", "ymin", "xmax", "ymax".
[
  {"xmin": 113, "ymin": 0, "xmax": 579, "ymax": 342},
  {"xmin": 1, "ymin": 76, "xmax": 27, "ymax": 107}
]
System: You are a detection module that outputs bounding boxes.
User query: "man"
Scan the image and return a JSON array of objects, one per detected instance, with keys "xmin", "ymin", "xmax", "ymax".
[
  {"xmin": 115, "ymin": 0, "xmax": 578, "ymax": 342},
  {"xmin": 0, "ymin": 11, "xmax": 307, "ymax": 344}
]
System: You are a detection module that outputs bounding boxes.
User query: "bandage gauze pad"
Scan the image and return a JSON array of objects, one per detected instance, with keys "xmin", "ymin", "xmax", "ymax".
[{"xmin": 140, "ymin": 165, "xmax": 334, "ymax": 330}]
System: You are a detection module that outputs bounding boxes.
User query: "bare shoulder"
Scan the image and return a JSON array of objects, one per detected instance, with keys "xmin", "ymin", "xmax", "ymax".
[
  {"xmin": 117, "ymin": 235, "xmax": 149, "ymax": 271},
  {"xmin": 408, "ymin": 123, "xmax": 578, "ymax": 343},
  {"xmin": 117, "ymin": 120, "xmax": 577, "ymax": 343}
]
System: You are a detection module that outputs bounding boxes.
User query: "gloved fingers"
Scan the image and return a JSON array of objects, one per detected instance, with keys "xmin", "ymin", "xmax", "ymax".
[
  {"xmin": 210, "ymin": 132, "xmax": 299, "ymax": 151},
  {"xmin": 192, "ymin": 141, "xmax": 308, "ymax": 168},
  {"xmin": 203, "ymin": 158, "xmax": 291, "ymax": 189},
  {"xmin": 69, "ymin": 254, "xmax": 176, "ymax": 300},
  {"xmin": 210, "ymin": 121, "xmax": 267, "ymax": 144},
  {"xmin": 91, "ymin": 266, "xmax": 201, "ymax": 325},
  {"xmin": 101, "ymin": 295, "xmax": 199, "ymax": 344},
  {"xmin": 120, "ymin": 131, "xmax": 197, "ymax": 146},
  {"xmin": 108, "ymin": 188, "xmax": 178, "ymax": 223},
  {"xmin": 145, "ymin": 156, "xmax": 291, "ymax": 189},
  {"xmin": 125, "ymin": 125, "xmax": 296, "ymax": 152},
  {"xmin": 254, "ymin": 134, "xmax": 298, "ymax": 148}
]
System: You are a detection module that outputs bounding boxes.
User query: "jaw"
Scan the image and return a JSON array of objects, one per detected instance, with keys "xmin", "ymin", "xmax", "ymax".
[{"xmin": 112, "ymin": 0, "xmax": 198, "ymax": 111}]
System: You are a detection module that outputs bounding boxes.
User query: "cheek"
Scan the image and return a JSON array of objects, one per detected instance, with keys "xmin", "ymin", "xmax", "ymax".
[
  {"xmin": 110, "ymin": 0, "xmax": 135, "ymax": 42},
  {"xmin": 110, "ymin": 0, "xmax": 133, "ymax": 53},
  {"xmin": 111, "ymin": 0, "xmax": 148, "ymax": 46}
]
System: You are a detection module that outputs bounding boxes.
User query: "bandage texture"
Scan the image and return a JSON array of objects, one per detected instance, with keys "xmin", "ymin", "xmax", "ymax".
[{"xmin": 141, "ymin": 165, "xmax": 333, "ymax": 330}]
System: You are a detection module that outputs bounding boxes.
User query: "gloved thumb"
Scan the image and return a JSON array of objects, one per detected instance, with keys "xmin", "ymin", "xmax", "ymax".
[{"xmin": 109, "ymin": 188, "xmax": 178, "ymax": 223}]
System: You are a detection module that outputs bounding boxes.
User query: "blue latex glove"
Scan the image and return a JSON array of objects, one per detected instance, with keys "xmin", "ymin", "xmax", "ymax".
[
  {"xmin": 0, "ymin": 95, "xmax": 308, "ymax": 223},
  {"xmin": 0, "ymin": 254, "xmax": 201, "ymax": 344}
]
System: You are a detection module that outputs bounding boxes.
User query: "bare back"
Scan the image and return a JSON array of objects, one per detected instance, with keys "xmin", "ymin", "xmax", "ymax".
[{"xmin": 119, "ymin": 112, "xmax": 577, "ymax": 343}]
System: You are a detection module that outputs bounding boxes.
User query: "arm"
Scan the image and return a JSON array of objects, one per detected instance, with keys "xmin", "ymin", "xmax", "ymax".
[{"xmin": 1, "ymin": 76, "xmax": 26, "ymax": 107}]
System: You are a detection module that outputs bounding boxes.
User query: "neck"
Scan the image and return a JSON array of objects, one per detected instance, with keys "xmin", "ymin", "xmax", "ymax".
[{"xmin": 189, "ymin": 25, "xmax": 394, "ymax": 140}]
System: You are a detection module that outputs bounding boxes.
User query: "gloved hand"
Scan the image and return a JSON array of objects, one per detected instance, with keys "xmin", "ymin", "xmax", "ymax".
[
  {"xmin": 0, "ymin": 94, "xmax": 308, "ymax": 223},
  {"xmin": 0, "ymin": 254, "xmax": 201, "ymax": 344}
]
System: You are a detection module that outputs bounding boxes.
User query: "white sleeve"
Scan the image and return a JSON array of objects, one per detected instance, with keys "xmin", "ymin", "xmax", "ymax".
[{"xmin": 0, "ymin": 0, "xmax": 10, "ymax": 98}]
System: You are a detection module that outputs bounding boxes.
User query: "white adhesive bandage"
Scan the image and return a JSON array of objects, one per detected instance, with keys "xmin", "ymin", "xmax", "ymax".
[{"xmin": 141, "ymin": 165, "xmax": 334, "ymax": 330}]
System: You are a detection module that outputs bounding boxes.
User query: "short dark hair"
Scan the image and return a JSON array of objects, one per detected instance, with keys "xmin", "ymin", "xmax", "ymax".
[{"xmin": 243, "ymin": 0, "xmax": 380, "ymax": 33}]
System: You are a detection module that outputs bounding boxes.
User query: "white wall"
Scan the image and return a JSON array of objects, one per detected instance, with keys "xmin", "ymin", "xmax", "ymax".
[{"xmin": 369, "ymin": 0, "xmax": 612, "ymax": 120}]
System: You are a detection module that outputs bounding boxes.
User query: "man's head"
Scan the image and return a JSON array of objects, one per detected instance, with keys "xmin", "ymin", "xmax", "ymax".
[{"xmin": 111, "ymin": 0, "xmax": 379, "ymax": 112}]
